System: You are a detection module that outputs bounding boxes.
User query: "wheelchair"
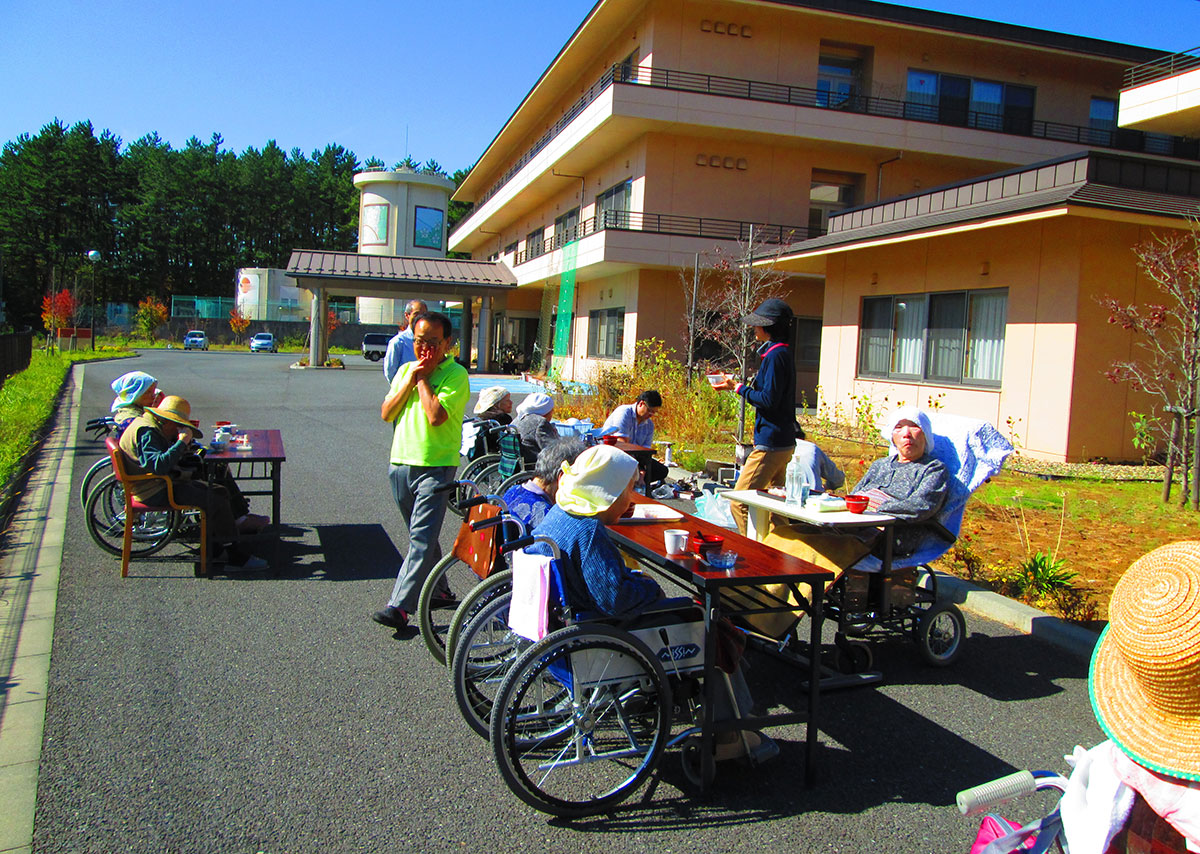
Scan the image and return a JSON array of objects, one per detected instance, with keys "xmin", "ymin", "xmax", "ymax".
[
  {"xmin": 79, "ymin": 415, "xmax": 120, "ymax": 510},
  {"xmin": 416, "ymin": 478, "xmax": 526, "ymax": 665},
  {"xmin": 481, "ymin": 536, "xmax": 739, "ymax": 818},
  {"xmin": 451, "ymin": 422, "xmax": 524, "ymax": 517}
]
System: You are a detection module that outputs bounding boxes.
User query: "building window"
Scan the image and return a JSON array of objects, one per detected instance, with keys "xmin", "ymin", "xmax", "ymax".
[
  {"xmin": 553, "ymin": 207, "xmax": 580, "ymax": 249},
  {"xmin": 526, "ymin": 227, "xmax": 545, "ymax": 259},
  {"xmin": 1089, "ymin": 97, "xmax": 1117, "ymax": 145},
  {"xmin": 794, "ymin": 317, "xmax": 822, "ymax": 367},
  {"xmin": 809, "ymin": 171, "xmax": 859, "ymax": 235},
  {"xmin": 595, "ymin": 179, "xmax": 632, "ymax": 229},
  {"xmin": 816, "ymin": 44, "xmax": 867, "ymax": 108},
  {"xmin": 504, "ymin": 241, "xmax": 518, "ymax": 256},
  {"xmin": 587, "ymin": 307, "xmax": 625, "ymax": 359},
  {"xmin": 858, "ymin": 289, "xmax": 1007, "ymax": 386},
  {"xmin": 413, "ymin": 206, "xmax": 444, "ymax": 250},
  {"xmin": 905, "ymin": 71, "xmax": 1034, "ymax": 134}
]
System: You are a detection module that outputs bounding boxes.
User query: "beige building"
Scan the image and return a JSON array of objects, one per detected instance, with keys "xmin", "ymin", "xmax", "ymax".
[{"xmin": 450, "ymin": 0, "xmax": 1197, "ymax": 460}]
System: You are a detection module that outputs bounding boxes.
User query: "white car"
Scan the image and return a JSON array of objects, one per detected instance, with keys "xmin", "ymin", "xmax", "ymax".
[
  {"xmin": 183, "ymin": 330, "xmax": 208, "ymax": 350},
  {"xmin": 249, "ymin": 332, "xmax": 277, "ymax": 353}
]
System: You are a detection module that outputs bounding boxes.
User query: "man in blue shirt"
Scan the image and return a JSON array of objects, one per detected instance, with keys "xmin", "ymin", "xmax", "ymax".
[
  {"xmin": 382, "ymin": 299, "xmax": 428, "ymax": 383},
  {"xmin": 601, "ymin": 390, "xmax": 668, "ymax": 487}
]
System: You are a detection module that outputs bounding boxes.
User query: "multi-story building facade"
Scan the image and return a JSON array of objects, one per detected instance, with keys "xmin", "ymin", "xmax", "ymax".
[{"xmin": 450, "ymin": 0, "xmax": 1196, "ymax": 460}]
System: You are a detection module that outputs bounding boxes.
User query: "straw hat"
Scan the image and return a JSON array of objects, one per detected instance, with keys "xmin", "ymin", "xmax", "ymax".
[
  {"xmin": 146, "ymin": 395, "xmax": 202, "ymax": 438},
  {"xmin": 1089, "ymin": 540, "xmax": 1200, "ymax": 781},
  {"xmin": 474, "ymin": 386, "xmax": 510, "ymax": 415}
]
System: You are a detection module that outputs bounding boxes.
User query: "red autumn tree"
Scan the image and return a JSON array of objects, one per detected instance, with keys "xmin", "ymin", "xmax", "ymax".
[
  {"xmin": 41, "ymin": 289, "xmax": 79, "ymax": 350},
  {"xmin": 229, "ymin": 306, "xmax": 250, "ymax": 342},
  {"xmin": 134, "ymin": 295, "xmax": 169, "ymax": 341}
]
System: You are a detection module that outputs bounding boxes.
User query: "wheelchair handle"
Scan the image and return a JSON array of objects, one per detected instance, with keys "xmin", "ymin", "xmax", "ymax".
[
  {"xmin": 457, "ymin": 494, "xmax": 487, "ymax": 511},
  {"xmin": 499, "ymin": 534, "xmax": 560, "ymax": 559},
  {"xmin": 436, "ymin": 479, "xmax": 466, "ymax": 495},
  {"xmin": 470, "ymin": 514, "xmax": 506, "ymax": 532},
  {"xmin": 956, "ymin": 771, "xmax": 1037, "ymax": 816}
]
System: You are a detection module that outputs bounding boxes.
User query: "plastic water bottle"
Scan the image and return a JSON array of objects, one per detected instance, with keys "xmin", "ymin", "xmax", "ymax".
[{"xmin": 785, "ymin": 458, "xmax": 801, "ymax": 504}]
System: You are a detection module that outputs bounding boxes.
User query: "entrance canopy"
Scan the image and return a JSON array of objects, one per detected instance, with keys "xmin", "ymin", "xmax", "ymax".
[
  {"xmin": 285, "ymin": 250, "xmax": 515, "ymax": 299},
  {"xmin": 284, "ymin": 249, "xmax": 516, "ymax": 367}
]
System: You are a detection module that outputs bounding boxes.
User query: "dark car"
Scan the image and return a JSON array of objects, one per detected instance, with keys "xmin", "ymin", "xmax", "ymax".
[{"xmin": 362, "ymin": 333, "xmax": 391, "ymax": 362}]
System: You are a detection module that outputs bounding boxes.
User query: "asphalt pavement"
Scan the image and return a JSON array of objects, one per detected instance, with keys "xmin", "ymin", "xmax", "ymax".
[{"xmin": 13, "ymin": 350, "xmax": 1104, "ymax": 853}]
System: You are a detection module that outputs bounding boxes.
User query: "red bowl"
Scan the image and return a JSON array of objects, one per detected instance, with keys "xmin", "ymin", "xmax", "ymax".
[
  {"xmin": 689, "ymin": 532, "xmax": 725, "ymax": 557},
  {"xmin": 845, "ymin": 495, "xmax": 870, "ymax": 514},
  {"xmin": 602, "ymin": 434, "xmax": 619, "ymax": 446}
]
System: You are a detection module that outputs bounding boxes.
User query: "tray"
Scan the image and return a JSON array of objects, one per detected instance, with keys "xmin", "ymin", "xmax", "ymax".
[{"xmin": 618, "ymin": 503, "xmax": 684, "ymax": 523}]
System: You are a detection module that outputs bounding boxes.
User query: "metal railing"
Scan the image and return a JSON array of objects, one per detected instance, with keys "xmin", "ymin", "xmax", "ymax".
[
  {"xmin": 513, "ymin": 209, "xmax": 816, "ymax": 265},
  {"xmin": 460, "ymin": 61, "xmax": 1200, "ymax": 225},
  {"xmin": 1124, "ymin": 46, "xmax": 1200, "ymax": 89}
]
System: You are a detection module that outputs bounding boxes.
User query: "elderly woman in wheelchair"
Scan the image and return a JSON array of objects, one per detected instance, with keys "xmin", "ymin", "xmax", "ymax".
[
  {"xmin": 482, "ymin": 445, "xmax": 778, "ymax": 815},
  {"xmin": 743, "ymin": 407, "xmax": 1012, "ymax": 668}
]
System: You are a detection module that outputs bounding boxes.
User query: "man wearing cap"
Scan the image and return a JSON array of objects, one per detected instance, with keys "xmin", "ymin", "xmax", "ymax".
[
  {"xmin": 383, "ymin": 299, "xmax": 429, "ymax": 384},
  {"xmin": 373, "ymin": 310, "xmax": 470, "ymax": 632},
  {"xmin": 711, "ymin": 298, "xmax": 797, "ymax": 535},
  {"xmin": 117, "ymin": 396, "xmax": 267, "ymax": 570}
]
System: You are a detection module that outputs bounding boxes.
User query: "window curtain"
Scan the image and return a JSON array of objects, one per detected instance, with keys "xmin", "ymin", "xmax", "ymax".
[
  {"xmin": 966, "ymin": 292, "xmax": 1006, "ymax": 382},
  {"xmin": 890, "ymin": 297, "xmax": 925, "ymax": 375}
]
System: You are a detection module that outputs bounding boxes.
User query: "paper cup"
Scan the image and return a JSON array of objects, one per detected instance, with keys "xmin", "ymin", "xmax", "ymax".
[
  {"xmin": 706, "ymin": 374, "xmax": 724, "ymax": 386},
  {"xmin": 664, "ymin": 529, "xmax": 689, "ymax": 555}
]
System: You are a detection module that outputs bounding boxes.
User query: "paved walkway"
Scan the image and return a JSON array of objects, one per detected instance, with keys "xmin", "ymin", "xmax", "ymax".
[{"xmin": 0, "ymin": 354, "xmax": 1103, "ymax": 853}]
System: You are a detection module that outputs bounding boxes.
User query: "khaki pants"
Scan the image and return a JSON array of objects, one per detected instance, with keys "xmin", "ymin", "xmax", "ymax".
[{"xmin": 729, "ymin": 447, "xmax": 793, "ymax": 536}]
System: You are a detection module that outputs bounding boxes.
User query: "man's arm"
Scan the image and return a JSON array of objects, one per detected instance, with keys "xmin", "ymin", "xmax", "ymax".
[
  {"xmin": 382, "ymin": 334, "xmax": 403, "ymax": 383},
  {"xmin": 415, "ymin": 375, "xmax": 448, "ymax": 426},
  {"xmin": 381, "ymin": 369, "xmax": 417, "ymax": 421}
]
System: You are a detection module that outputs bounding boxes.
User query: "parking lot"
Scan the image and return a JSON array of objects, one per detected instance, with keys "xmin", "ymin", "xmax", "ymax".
[{"xmin": 27, "ymin": 350, "xmax": 1103, "ymax": 853}]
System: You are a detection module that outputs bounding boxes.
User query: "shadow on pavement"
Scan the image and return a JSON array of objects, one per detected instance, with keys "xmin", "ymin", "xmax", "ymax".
[{"xmin": 272, "ymin": 523, "xmax": 401, "ymax": 581}]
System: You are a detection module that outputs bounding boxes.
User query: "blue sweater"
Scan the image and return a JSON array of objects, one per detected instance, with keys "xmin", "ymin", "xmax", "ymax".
[
  {"xmin": 529, "ymin": 505, "xmax": 662, "ymax": 619},
  {"xmin": 738, "ymin": 340, "xmax": 795, "ymax": 449}
]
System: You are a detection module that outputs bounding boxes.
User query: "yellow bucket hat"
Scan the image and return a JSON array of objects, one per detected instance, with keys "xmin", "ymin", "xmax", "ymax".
[{"xmin": 556, "ymin": 445, "xmax": 638, "ymax": 516}]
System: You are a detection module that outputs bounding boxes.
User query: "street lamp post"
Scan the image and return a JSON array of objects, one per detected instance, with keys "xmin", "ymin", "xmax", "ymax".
[{"xmin": 86, "ymin": 250, "xmax": 100, "ymax": 350}]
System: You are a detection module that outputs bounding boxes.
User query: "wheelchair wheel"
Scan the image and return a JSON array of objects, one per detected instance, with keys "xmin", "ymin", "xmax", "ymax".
[
  {"xmin": 449, "ymin": 455, "xmax": 501, "ymax": 518},
  {"xmin": 680, "ymin": 735, "xmax": 716, "ymax": 788},
  {"xmin": 490, "ymin": 624, "xmax": 672, "ymax": 818},
  {"xmin": 78, "ymin": 456, "xmax": 112, "ymax": 510},
  {"xmin": 833, "ymin": 633, "xmax": 874, "ymax": 674},
  {"xmin": 417, "ymin": 553, "xmax": 491, "ymax": 665},
  {"xmin": 471, "ymin": 463, "xmax": 508, "ymax": 499},
  {"xmin": 445, "ymin": 569, "xmax": 514, "ymax": 664},
  {"xmin": 450, "ymin": 591, "xmax": 530, "ymax": 738},
  {"xmin": 84, "ymin": 475, "xmax": 179, "ymax": 558},
  {"xmin": 496, "ymin": 470, "xmax": 535, "ymax": 496},
  {"xmin": 915, "ymin": 602, "xmax": 966, "ymax": 667}
]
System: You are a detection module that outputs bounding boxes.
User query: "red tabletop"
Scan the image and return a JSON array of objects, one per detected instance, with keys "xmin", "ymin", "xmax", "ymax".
[
  {"xmin": 606, "ymin": 494, "xmax": 832, "ymax": 590},
  {"xmin": 205, "ymin": 429, "xmax": 286, "ymax": 463}
]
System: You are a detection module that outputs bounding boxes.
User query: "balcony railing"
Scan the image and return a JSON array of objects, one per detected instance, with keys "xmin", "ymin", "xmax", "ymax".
[
  {"xmin": 512, "ymin": 209, "xmax": 816, "ymax": 265},
  {"xmin": 1124, "ymin": 46, "xmax": 1200, "ymax": 89},
  {"xmin": 459, "ymin": 62, "xmax": 1200, "ymax": 226}
]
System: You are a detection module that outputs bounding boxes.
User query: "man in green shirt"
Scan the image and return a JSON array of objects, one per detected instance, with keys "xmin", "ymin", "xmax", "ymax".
[{"xmin": 373, "ymin": 311, "xmax": 469, "ymax": 631}]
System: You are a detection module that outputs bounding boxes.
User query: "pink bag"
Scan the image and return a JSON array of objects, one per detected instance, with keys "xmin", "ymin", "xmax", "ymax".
[
  {"xmin": 970, "ymin": 814, "xmax": 1035, "ymax": 854},
  {"xmin": 508, "ymin": 551, "xmax": 551, "ymax": 641}
]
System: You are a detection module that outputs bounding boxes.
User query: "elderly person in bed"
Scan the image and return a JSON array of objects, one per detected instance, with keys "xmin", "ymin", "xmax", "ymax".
[{"xmin": 765, "ymin": 406, "xmax": 949, "ymax": 571}]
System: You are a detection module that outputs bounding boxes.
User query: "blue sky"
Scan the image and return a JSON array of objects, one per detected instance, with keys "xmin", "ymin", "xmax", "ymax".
[{"xmin": 2, "ymin": 0, "xmax": 1199, "ymax": 173}]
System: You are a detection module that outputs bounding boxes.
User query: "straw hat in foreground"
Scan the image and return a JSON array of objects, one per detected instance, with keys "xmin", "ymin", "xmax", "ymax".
[{"xmin": 1089, "ymin": 540, "xmax": 1200, "ymax": 781}]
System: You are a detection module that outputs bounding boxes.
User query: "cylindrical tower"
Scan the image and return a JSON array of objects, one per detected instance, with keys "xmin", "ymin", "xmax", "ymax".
[{"xmin": 353, "ymin": 169, "xmax": 456, "ymax": 324}]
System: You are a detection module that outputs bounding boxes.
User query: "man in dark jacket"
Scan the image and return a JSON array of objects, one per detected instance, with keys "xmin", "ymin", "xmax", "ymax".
[{"xmin": 711, "ymin": 298, "xmax": 796, "ymax": 535}]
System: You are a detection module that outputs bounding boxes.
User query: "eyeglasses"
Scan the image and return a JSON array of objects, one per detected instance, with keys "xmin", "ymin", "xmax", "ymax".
[{"xmin": 414, "ymin": 337, "xmax": 444, "ymax": 348}]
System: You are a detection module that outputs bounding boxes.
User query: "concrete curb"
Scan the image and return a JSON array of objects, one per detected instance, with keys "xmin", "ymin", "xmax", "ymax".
[
  {"xmin": 934, "ymin": 571, "xmax": 1100, "ymax": 659},
  {"xmin": 0, "ymin": 364, "xmax": 82, "ymax": 854}
]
